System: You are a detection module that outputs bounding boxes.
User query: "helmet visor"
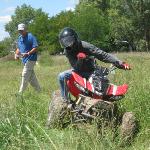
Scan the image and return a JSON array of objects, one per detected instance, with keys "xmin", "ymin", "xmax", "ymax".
[{"xmin": 60, "ymin": 35, "xmax": 75, "ymax": 48}]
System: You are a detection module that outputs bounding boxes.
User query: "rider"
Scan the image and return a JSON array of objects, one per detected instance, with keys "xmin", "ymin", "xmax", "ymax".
[{"xmin": 58, "ymin": 27, "xmax": 130, "ymax": 101}]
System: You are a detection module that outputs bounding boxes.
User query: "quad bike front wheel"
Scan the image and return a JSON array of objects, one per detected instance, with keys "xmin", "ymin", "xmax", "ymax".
[{"xmin": 46, "ymin": 90, "xmax": 68, "ymax": 128}]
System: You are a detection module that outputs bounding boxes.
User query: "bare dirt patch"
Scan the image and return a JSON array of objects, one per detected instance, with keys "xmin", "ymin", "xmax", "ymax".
[{"xmin": 0, "ymin": 53, "xmax": 14, "ymax": 62}]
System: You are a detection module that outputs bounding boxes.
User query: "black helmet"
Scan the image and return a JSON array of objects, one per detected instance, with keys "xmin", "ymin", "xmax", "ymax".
[{"xmin": 59, "ymin": 27, "xmax": 80, "ymax": 48}]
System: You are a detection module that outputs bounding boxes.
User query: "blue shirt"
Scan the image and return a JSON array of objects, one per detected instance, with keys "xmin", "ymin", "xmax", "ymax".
[{"xmin": 17, "ymin": 32, "xmax": 38, "ymax": 64}]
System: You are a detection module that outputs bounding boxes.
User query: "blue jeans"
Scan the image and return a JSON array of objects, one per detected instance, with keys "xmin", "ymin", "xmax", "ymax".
[
  {"xmin": 58, "ymin": 69, "xmax": 73, "ymax": 99},
  {"xmin": 58, "ymin": 69, "xmax": 91, "ymax": 99}
]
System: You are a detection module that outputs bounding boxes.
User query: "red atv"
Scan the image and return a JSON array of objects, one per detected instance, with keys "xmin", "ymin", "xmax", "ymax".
[
  {"xmin": 48, "ymin": 63, "xmax": 134, "ymax": 123},
  {"xmin": 47, "ymin": 55, "xmax": 137, "ymax": 142}
]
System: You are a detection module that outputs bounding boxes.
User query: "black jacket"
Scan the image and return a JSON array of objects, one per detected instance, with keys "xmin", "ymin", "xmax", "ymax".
[{"xmin": 64, "ymin": 41, "xmax": 122, "ymax": 73}]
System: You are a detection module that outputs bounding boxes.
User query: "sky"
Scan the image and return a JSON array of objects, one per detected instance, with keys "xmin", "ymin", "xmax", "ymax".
[{"xmin": 0, "ymin": 0, "xmax": 79, "ymax": 41}]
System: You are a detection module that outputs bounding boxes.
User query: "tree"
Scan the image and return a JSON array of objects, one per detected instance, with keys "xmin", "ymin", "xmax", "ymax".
[
  {"xmin": 5, "ymin": 4, "xmax": 36, "ymax": 40},
  {"xmin": 5, "ymin": 4, "xmax": 50, "ymax": 52},
  {"xmin": 0, "ymin": 38, "xmax": 13, "ymax": 57},
  {"xmin": 46, "ymin": 10, "xmax": 75, "ymax": 54},
  {"xmin": 109, "ymin": 0, "xmax": 150, "ymax": 51},
  {"xmin": 107, "ymin": 8, "xmax": 136, "ymax": 51},
  {"xmin": 74, "ymin": 3, "xmax": 110, "ymax": 50},
  {"xmin": 125, "ymin": 0, "xmax": 150, "ymax": 51},
  {"xmin": 79, "ymin": 0, "xmax": 110, "ymax": 12},
  {"xmin": 27, "ymin": 9, "xmax": 50, "ymax": 52}
]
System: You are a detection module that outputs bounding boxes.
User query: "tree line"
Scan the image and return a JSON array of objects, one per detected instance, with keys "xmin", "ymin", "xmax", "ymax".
[{"xmin": 0, "ymin": 0, "xmax": 150, "ymax": 57}]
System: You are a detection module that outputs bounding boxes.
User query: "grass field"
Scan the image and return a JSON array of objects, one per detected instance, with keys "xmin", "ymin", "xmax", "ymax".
[{"xmin": 0, "ymin": 52, "xmax": 150, "ymax": 150}]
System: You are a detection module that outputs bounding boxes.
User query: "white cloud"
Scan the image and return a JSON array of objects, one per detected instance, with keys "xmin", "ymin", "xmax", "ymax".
[
  {"xmin": 66, "ymin": 0, "xmax": 79, "ymax": 12},
  {"xmin": 0, "ymin": 15, "xmax": 11, "ymax": 23},
  {"xmin": 2, "ymin": 7, "xmax": 15, "ymax": 14},
  {"xmin": 0, "ymin": 15, "xmax": 11, "ymax": 41},
  {"xmin": 2, "ymin": 0, "xmax": 13, "ymax": 2},
  {"xmin": 0, "ymin": 30, "xmax": 9, "ymax": 41},
  {"xmin": 69, "ymin": 0, "xmax": 79, "ymax": 5},
  {"xmin": 65, "ymin": 7, "xmax": 75, "ymax": 11}
]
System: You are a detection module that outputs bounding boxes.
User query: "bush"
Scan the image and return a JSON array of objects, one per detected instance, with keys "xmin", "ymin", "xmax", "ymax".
[
  {"xmin": 136, "ymin": 39, "xmax": 147, "ymax": 51},
  {"xmin": 0, "ymin": 44, "xmax": 9, "ymax": 58}
]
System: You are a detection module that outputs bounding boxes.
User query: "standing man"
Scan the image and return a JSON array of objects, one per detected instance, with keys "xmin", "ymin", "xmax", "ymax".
[{"xmin": 15, "ymin": 23, "xmax": 41, "ymax": 94}]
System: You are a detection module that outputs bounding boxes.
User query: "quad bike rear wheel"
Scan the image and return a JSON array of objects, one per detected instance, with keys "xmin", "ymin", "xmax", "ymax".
[{"xmin": 120, "ymin": 112, "xmax": 138, "ymax": 145}]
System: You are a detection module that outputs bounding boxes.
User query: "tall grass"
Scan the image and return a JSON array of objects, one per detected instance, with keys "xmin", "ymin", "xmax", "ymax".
[{"xmin": 0, "ymin": 52, "xmax": 150, "ymax": 150}]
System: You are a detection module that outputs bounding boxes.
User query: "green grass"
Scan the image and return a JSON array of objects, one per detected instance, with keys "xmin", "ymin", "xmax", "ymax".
[{"xmin": 0, "ymin": 52, "xmax": 150, "ymax": 150}]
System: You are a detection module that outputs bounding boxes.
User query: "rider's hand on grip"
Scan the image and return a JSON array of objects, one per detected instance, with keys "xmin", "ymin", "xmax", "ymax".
[
  {"xmin": 121, "ymin": 62, "xmax": 131, "ymax": 70},
  {"xmin": 77, "ymin": 52, "xmax": 87, "ymax": 60}
]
